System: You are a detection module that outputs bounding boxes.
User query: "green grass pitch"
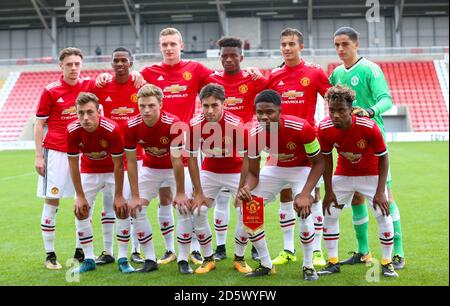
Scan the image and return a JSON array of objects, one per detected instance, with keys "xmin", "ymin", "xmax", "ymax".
[{"xmin": 0, "ymin": 141, "xmax": 448, "ymax": 286}]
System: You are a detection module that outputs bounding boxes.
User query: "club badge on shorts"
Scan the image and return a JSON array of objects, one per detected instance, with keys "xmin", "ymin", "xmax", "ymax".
[{"xmin": 243, "ymin": 196, "xmax": 264, "ymax": 234}]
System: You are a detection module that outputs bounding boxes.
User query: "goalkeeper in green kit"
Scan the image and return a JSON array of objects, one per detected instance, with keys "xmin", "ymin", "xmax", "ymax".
[{"xmin": 328, "ymin": 27, "xmax": 405, "ymax": 269}]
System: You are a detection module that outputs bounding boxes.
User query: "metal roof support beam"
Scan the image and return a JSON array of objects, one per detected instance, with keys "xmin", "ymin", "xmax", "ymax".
[
  {"xmin": 31, "ymin": 0, "xmax": 57, "ymax": 57},
  {"xmin": 307, "ymin": 0, "xmax": 313, "ymax": 48},
  {"xmin": 214, "ymin": 0, "xmax": 229, "ymax": 36},
  {"xmin": 30, "ymin": 0, "xmax": 55, "ymax": 42},
  {"xmin": 123, "ymin": 0, "xmax": 140, "ymax": 39},
  {"xmin": 394, "ymin": 0, "xmax": 404, "ymax": 47}
]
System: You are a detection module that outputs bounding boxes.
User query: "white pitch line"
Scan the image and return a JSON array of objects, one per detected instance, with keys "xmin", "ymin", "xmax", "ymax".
[{"xmin": 0, "ymin": 172, "xmax": 35, "ymax": 182}]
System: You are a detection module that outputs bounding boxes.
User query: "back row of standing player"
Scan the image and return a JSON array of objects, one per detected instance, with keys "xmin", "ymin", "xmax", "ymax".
[{"xmin": 35, "ymin": 26, "xmax": 405, "ymax": 277}]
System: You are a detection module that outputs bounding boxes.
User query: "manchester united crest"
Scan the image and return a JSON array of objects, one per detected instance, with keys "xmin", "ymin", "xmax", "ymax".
[
  {"xmin": 287, "ymin": 141, "xmax": 297, "ymax": 150},
  {"xmin": 357, "ymin": 139, "xmax": 367, "ymax": 149},
  {"xmin": 300, "ymin": 77, "xmax": 310, "ymax": 87},
  {"xmin": 246, "ymin": 199, "xmax": 261, "ymax": 215},
  {"xmin": 160, "ymin": 136, "xmax": 169, "ymax": 145},
  {"xmin": 51, "ymin": 187, "xmax": 59, "ymax": 195},
  {"xmin": 99, "ymin": 139, "xmax": 109, "ymax": 148},
  {"xmin": 130, "ymin": 93, "xmax": 138, "ymax": 103},
  {"xmin": 239, "ymin": 84, "xmax": 249, "ymax": 94},
  {"xmin": 183, "ymin": 71, "xmax": 192, "ymax": 81}
]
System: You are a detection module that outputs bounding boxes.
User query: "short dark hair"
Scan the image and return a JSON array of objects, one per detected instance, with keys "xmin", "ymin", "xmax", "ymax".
[
  {"xmin": 199, "ymin": 83, "xmax": 225, "ymax": 102},
  {"xmin": 76, "ymin": 92, "xmax": 99, "ymax": 109},
  {"xmin": 324, "ymin": 85, "xmax": 355, "ymax": 108},
  {"xmin": 59, "ymin": 47, "xmax": 83, "ymax": 62},
  {"xmin": 217, "ymin": 36, "xmax": 243, "ymax": 49},
  {"xmin": 280, "ymin": 28, "xmax": 304, "ymax": 44},
  {"xmin": 112, "ymin": 47, "xmax": 133, "ymax": 60},
  {"xmin": 254, "ymin": 89, "xmax": 282, "ymax": 106},
  {"xmin": 334, "ymin": 27, "xmax": 359, "ymax": 42}
]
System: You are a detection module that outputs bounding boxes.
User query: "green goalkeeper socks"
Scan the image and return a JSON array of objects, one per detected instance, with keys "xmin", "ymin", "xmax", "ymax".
[
  {"xmin": 390, "ymin": 201, "xmax": 404, "ymax": 257},
  {"xmin": 351, "ymin": 204, "xmax": 369, "ymax": 255}
]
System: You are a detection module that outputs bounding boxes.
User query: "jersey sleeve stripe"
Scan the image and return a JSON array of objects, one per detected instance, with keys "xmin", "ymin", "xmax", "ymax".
[
  {"xmin": 374, "ymin": 149, "xmax": 387, "ymax": 157},
  {"xmin": 307, "ymin": 149, "xmax": 321, "ymax": 158},
  {"xmin": 321, "ymin": 150, "xmax": 333, "ymax": 155},
  {"xmin": 36, "ymin": 115, "xmax": 49, "ymax": 120},
  {"xmin": 124, "ymin": 146, "xmax": 137, "ymax": 151},
  {"xmin": 248, "ymin": 154, "xmax": 261, "ymax": 159},
  {"xmin": 67, "ymin": 152, "xmax": 79, "ymax": 157},
  {"xmin": 111, "ymin": 152, "xmax": 124, "ymax": 157}
]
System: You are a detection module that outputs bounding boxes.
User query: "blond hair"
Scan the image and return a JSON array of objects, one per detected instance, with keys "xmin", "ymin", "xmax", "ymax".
[
  {"xmin": 59, "ymin": 47, "xmax": 83, "ymax": 62},
  {"xmin": 137, "ymin": 84, "xmax": 163, "ymax": 103},
  {"xmin": 76, "ymin": 92, "xmax": 99, "ymax": 109},
  {"xmin": 160, "ymin": 27, "xmax": 183, "ymax": 42}
]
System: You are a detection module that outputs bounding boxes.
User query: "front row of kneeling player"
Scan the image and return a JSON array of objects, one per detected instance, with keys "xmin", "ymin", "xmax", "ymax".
[{"xmin": 67, "ymin": 83, "xmax": 398, "ymax": 279}]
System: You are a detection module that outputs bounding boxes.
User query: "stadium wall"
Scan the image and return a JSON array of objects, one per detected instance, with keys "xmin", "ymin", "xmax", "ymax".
[{"xmin": 0, "ymin": 16, "xmax": 448, "ymax": 60}]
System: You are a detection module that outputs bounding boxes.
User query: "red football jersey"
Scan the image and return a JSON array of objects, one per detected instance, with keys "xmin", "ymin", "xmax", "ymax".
[
  {"xmin": 318, "ymin": 116, "xmax": 387, "ymax": 176},
  {"xmin": 123, "ymin": 111, "xmax": 183, "ymax": 169},
  {"xmin": 248, "ymin": 114, "xmax": 320, "ymax": 168},
  {"xmin": 140, "ymin": 60, "xmax": 212, "ymax": 123},
  {"xmin": 91, "ymin": 76, "xmax": 144, "ymax": 165},
  {"xmin": 187, "ymin": 111, "xmax": 247, "ymax": 174},
  {"xmin": 204, "ymin": 70, "xmax": 268, "ymax": 123},
  {"xmin": 67, "ymin": 117, "xmax": 124, "ymax": 174},
  {"xmin": 91, "ymin": 76, "xmax": 139, "ymax": 131},
  {"xmin": 267, "ymin": 60, "xmax": 330, "ymax": 127},
  {"xmin": 36, "ymin": 76, "xmax": 95, "ymax": 152}
]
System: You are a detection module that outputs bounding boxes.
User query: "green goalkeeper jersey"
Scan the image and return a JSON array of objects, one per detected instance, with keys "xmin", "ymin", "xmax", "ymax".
[{"xmin": 329, "ymin": 57, "xmax": 393, "ymax": 134}]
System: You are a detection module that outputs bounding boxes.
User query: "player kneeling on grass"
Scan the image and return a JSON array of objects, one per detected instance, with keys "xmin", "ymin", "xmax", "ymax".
[
  {"xmin": 124, "ymin": 84, "xmax": 189, "ymax": 273},
  {"xmin": 237, "ymin": 89, "xmax": 324, "ymax": 280},
  {"xmin": 186, "ymin": 83, "xmax": 253, "ymax": 275},
  {"xmin": 317, "ymin": 85, "xmax": 397, "ymax": 278},
  {"xmin": 68, "ymin": 92, "xmax": 134, "ymax": 274}
]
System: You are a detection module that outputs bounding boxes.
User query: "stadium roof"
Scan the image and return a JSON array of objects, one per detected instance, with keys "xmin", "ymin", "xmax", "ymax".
[{"xmin": 0, "ymin": 0, "xmax": 448, "ymax": 30}]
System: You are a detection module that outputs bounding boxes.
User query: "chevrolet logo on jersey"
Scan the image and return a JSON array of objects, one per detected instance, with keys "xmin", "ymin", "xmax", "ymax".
[
  {"xmin": 85, "ymin": 151, "xmax": 108, "ymax": 160},
  {"xmin": 145, "ymin": 146, "xmax": 167, "ymax": 156},
  {"xmin": 340, "ymin": 152, "xmax": 362, "ymax": 164},
  {"xmin": 61, "ymin": 106, "xmax": 76, "ymax": 115},
  {"xmin": 225, "ymin": 97, "xmax": 243, "ymax": 106},
  {"xmin": 282, "ymin": 90, "xmax": 304, "ymax": 99},
  {"xmin": 111, "ymin": 107, "xmax": 134, "ymax": 115},
  {"xmin": 272, "ymin": 153, "xmax": 295, "ymax": 161},
  {"xmin": 163, "ymin": 84, "xmax": 188, "ymax": 94}
]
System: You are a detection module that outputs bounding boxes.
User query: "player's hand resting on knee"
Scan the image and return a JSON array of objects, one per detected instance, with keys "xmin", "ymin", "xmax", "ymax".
[
  {"xmin": 173, "ymin": 192, "xmax": 190, "ymax": 215},
  {"xmin": 237, "ymin": 185, "xmax": 252, "ymax": 202},
  {"xmin": 129, "ymin": 196, "xmax": 142, "ymax": 219},
  {"xmin": 373, "ymin": 191, "xmax": 390, "ymax": 216},
  {"xmin": 114, "ymin": 195, "xmax": 129, "ymax": 219},
  {"xmin": 74, "ymin": 195, "xmax": 90, "ymax": 220},
  {"xmin": 294, "ymin": 193, "xmax": 314, "ymax": 219}
]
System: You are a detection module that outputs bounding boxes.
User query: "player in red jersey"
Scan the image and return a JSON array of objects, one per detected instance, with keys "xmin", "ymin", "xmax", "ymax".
[
  {"xmin": 202, "ymin": 36, "xmax": 268, "ymax": 261},
  {"xmin": 237, "ymin": 90, "xmax": 324, "ymax": 280},
  {"xmin": 264, "ymin": 28, "xmax": 331, "ymax": 266},
  {"xmin": 186, "ymin": 84, "xmax": 253, "ymax": 275},
  {"xmin": 35, "ymin": 48, "xmax": 97, "ymax": 269},
  {"xmin": 91, "ymin": 47, "xmax": 145, "ymax": 265},
  {"xmin": 316, "ymin": 85, "xmax": 397, "ymax": 277},
  {"xmin": 124, "ymin": 84, "xmax": 189, "ymax": 273},
  {"xmin": 67, "ymin": 92, "xmax": 134, "ymax": 274}
]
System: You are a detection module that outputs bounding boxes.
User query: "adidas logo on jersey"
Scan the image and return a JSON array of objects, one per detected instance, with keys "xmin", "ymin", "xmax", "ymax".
[
  {"xmin": 138, "ymin": 139, "xmax": 146, "ymax": 144},
  {"xmin": 157, "ymin": 75, "xmax": 164, "ymax": 81},
  {"xmin": 278, "ymin": 81, "xmax": 284, "ymax": 86},
  {"xmin": 105, "ymin": 96, "xmax": 112, "ymax": 102},
  {"xmin": 57, "ymin": 97, "xmax": 64, "ymax": 103}
]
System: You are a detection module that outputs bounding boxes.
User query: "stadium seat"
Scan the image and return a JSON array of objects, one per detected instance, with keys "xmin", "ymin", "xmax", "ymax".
[
  {"xmin": 0, "ymin": 69, "xmax": 113, "ymax": 142},
  {"xmin": 328, "ymin": 61, "xmax": 448, "ymax": 132}
]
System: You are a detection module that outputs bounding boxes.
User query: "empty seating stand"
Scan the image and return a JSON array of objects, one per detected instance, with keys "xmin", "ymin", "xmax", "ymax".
[
  {"xmin": 327, "ymin": 61, "xmax": 449, "ymax": 132},
  {"xmin": 0, "ymin": 69, "xmax": 112, "ymax": 142}
]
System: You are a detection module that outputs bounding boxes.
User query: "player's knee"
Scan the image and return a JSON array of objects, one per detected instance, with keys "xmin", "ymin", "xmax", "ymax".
[
  {"xmin": 280, "ymin": 188, "xmax": 293, "ymax": 202},
  {"xmin": 351, "ymin": 192, "xmax": 365, "ymax": 205},
  {"xmin": 159, "ymin": 187, "xmax": 173, "ymax": 205}
]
